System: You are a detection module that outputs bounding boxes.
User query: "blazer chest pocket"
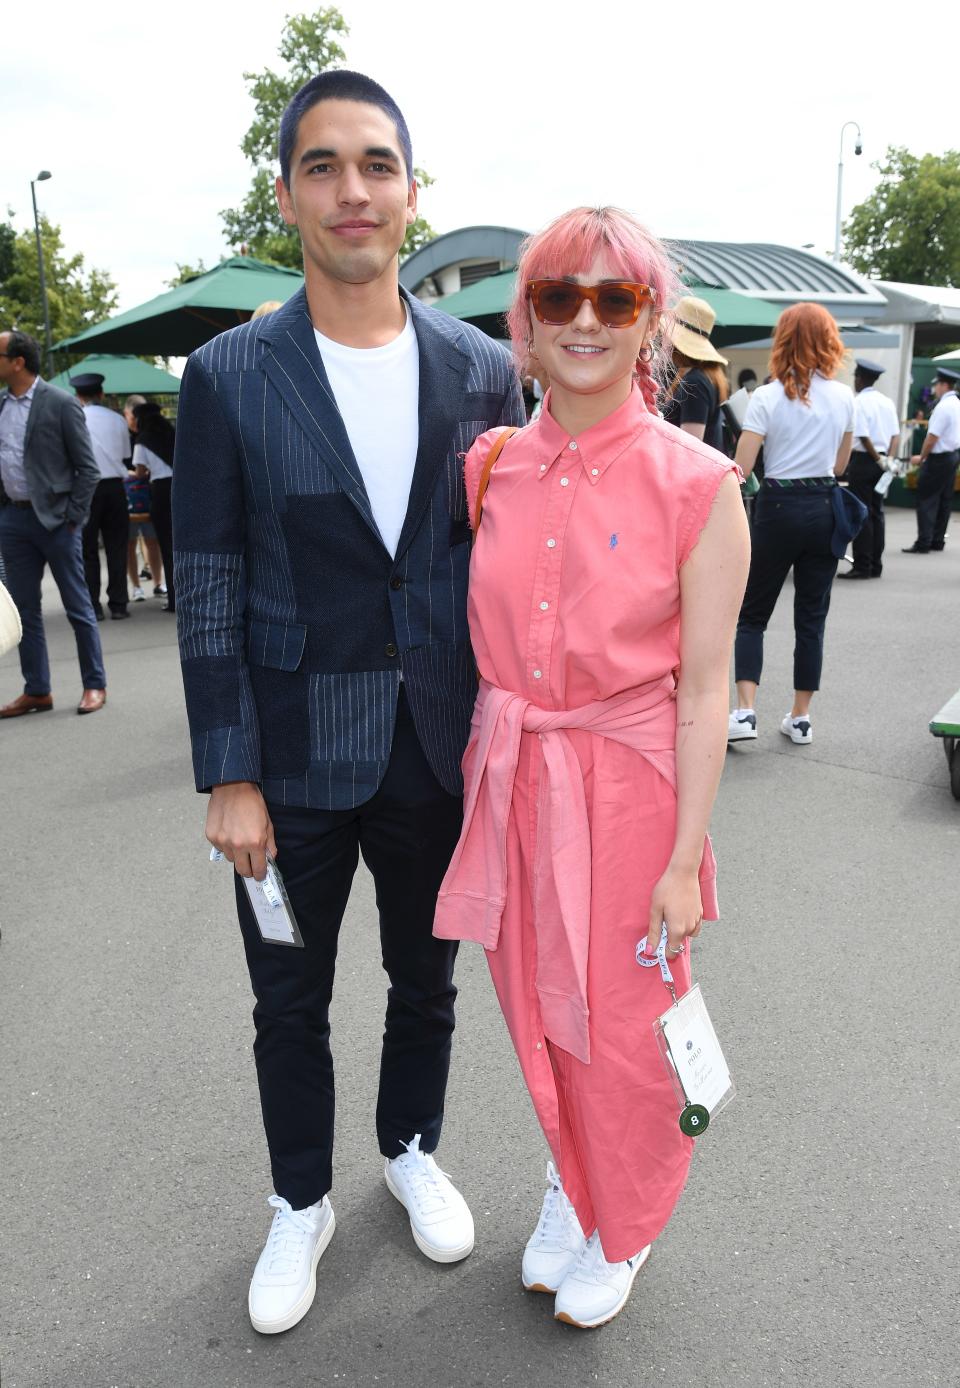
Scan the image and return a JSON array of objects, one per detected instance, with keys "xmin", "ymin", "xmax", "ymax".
[{"xmin": 246, "ymin": 618, "xmax": 310, "ymax": 778}]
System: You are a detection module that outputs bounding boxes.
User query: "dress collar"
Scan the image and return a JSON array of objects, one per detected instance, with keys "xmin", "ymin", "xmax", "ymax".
[{"xmin": 531, "ymin": 384, "xmax": 651, "ymax": 485}]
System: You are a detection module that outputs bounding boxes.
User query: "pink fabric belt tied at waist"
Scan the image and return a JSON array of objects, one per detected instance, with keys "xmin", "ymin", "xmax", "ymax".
[{"xmin": 433, "ymin": 676, "xmax": 718, "ymax": 1066}]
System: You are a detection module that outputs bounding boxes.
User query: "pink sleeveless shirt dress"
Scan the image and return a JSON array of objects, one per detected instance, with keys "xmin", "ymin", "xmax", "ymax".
[{"xmin": 434, "ymin": 386, "xmax": 737, "ymax": 1260}]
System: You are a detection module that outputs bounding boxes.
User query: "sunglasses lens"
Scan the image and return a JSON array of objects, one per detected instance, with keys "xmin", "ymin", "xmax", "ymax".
[
  {"xmin": 536, "ymin": 284, "xmax": 582, "ymax": 323},
  {"xmin": 596, "ymin": 287, "xmax": 639, "ymax": 326}
]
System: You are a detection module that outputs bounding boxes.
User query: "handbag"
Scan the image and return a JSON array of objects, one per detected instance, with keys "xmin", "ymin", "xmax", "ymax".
[
  {"xmin": 472, "ymin": 427, "xmax": 519, "ymax": 531},
  {"xmin": 0, "ymin": 579, "xmax": 22, "ymax": 657}
]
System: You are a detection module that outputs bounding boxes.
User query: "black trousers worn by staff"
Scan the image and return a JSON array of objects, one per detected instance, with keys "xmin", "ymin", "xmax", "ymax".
[
  {"xmin": 149, "ymin": 476, "xmax": 175, "ymax": 609},
  {"xmin": 846, "ymin": 451, "xmax": 885, "ymax": 575},
  {"xmin": 82, "ymin": 478, "xmax": 130, "ymax": 613},
  {"xmin": 914, "ymin": 450, "xmax": 959, "ymax": 550},
  {"xmin": 235, "ymin": 687, "xmax": 462, "ymax": 1211},
  {"xmin": 734, "ymin": 482, "xmax": 838, "ymax": 692}
]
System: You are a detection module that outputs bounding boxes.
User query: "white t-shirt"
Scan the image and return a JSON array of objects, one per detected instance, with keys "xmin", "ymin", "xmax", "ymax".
[
  {"xmin": 853, "ymin": 387, "xmax": 900, "ymax": 453},
  {"xmin": 314, "ymin": 308, "xmax": 419, "ymax": 558},
  {"xmin": 926, "ymin": 391, "xmax": 960, "ymax": 453},
  {"xmin": 742, "ymin": 374, "xmax": 855, "ymax": 478},
  {"xmin": 83, "ymin": 403, "xmax": 131, "ymax": 480},
  {"xmin": 133, "ymin": 442, "xmax": 172, "ymax": 480}
]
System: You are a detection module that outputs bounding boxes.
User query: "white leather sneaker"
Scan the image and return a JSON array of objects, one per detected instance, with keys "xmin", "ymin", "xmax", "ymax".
[
  {"xmin": 780, "ymin": 713, "xmax": 812, "ymax": 744},
  {"xmin": 522, "ymin": 1162, "xmax": 585, "ymax": 1293},
  {"xmin": 384, "ymin": 1133, "xmax": 474, "ymax": 1263},
  {"xmin": 248, "ymin": 1193, "xmax": 335, "ymax": 1335},
  {"xmin": 554, "ymin": 1231, "xmax": 651, "ymax": 1329},
  {"xmin": 728, "ymin": 708, "xmax": 757, "ymax": 741}
]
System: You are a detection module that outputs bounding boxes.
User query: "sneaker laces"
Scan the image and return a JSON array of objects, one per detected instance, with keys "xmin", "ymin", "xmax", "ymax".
[
  {"xmin": 531, "ymin": 1162, "xmax": 577, "ymax": 1250},
  {"xmin": 395, "ymin": 1134, "xmax": 453, "ymax": 1215},
  {"xmin": 263, "ymin": 1194, "xmax": 321, "ymax": 1276}
]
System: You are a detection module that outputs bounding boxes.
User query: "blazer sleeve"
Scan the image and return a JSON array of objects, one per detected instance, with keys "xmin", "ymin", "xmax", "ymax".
[
  {"xmin": 498, "ymin": 370, "xmax": 527, "ymax": 431},
  {"xmin": 172, "ymin": 354, "xmax": 261, "ymax": 793},
  {"xmin": 61, "ymin": 395, "xmax": 100, "ymax": 526}
]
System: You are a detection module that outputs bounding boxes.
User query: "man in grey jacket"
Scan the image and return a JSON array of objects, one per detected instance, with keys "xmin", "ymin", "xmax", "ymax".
[{"xmin": 0, "ymin": 330, "xmax": 107, "ymax": 716}]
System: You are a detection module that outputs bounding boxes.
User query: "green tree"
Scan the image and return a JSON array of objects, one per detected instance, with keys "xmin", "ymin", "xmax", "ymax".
[
  {"xmin": 0, "ymin": 211, "xmax": 118, "ymax": 368},
  {"xmin": 844, "ymin": 147, "xmax": 960, "ymax": 287},
  {"xmin": 220, "ymin": 7, "xmax": 436, "ymax": 268}
]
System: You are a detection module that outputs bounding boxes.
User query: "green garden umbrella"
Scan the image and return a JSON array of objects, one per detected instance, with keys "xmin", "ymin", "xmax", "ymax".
[
  {"xmin": 54, "ymin": 257, "xmax": 304, "ymax": 357},
  {"xmin": 48, "ymin": 354, "xmax": 182, "ymax": 395}
]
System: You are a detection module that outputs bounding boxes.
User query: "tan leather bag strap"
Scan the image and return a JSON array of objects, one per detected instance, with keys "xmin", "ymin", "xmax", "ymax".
[{"xmin": 472, "ymin": 427, "xmax": 519, "ymax": 532}]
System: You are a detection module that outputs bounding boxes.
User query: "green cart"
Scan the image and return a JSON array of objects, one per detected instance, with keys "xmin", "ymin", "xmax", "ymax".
[{"xmin": 930, "ymin": 691, "xmax": 960, "ymax": 800}]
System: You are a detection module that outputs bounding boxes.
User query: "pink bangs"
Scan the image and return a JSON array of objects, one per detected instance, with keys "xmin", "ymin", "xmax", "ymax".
[{"xmin": 506, "ymin": 206, "xmax": 680, "ymax": 397}]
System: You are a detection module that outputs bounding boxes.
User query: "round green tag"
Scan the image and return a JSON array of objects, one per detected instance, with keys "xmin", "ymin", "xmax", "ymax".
[{"xmin": 679, "ymin": 1104, "xmax": 710, "ymax": 1137}]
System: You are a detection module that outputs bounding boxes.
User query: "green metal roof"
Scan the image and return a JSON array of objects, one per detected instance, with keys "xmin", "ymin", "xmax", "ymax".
[
  {"xmin": 54, "ymin": 257, "xmax": 304, "ymax": 356},
  {"xmin": 434, "ymin": 271, "xmax": 782, "ymax": 346},
  {"xmin": 48, "ymin": 354, "xmax": 181, "ymax": 395}
]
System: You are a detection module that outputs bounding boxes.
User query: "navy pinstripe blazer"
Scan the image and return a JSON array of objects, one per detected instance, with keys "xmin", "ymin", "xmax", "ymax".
[{"xmin": 172, "ymin": 285, "xmax": 525, "ymax": 809}]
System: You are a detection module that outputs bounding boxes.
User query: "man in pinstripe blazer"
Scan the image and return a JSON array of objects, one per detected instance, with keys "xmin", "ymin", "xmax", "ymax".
[{"xmin": 173, "ymin": 71, "xmax": 524, "ymax": 1334}]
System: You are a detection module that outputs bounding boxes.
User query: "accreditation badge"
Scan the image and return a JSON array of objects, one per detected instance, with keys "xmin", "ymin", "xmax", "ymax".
[
  {"xmin": 242, "ymin": 857, "xmax": 305, "ymax": 948},
  {"xmin": 637, "ymin": 925, "xmax": 735, "ymax": 1136}
]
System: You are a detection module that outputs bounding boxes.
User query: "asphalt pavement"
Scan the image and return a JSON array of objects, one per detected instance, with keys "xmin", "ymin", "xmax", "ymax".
[{"xmin": 1, "ymin": 506, "xmax": 958, "ymax": 1388}]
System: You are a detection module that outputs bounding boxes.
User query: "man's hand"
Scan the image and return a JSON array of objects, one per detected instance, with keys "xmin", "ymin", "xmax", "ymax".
[{"xmin": 206, "ymin": 782, "xmax": 276, "ymax": 880}]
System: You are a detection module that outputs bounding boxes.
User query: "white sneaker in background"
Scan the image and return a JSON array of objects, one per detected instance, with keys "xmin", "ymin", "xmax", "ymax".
[
  {"xmin": 780, "ymin": 714, "xmax": 813, "ymax": 745},
  {"xmin": 384, "ymin": 1133, "xmax": 474, "ymax": 1263},
  {"xmin": 522, "ymin": 1161, "xmax": 585, "ymax": 1293},
  {"xmin": 248, "ymin": 1193, "xmax": 335, "ymax": 1335},
  {"xmin": 727, "ymin": 708, "xmax": 757, "ymax": 741},
  {"xmin": 131, "ymin": 586, "xmax": 146, "ymax": 602},
  {"xmin": 554, "ymin": 1230, "xmax": 651, "ymax": 1329}
]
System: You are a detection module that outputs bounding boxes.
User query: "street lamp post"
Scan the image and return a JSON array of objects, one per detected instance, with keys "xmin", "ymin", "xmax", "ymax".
[
  {"xmin": 834, "ymin": 123, "xmax": 862, "ymax": 264},
  {"xmin": 30, "ymin": 170, "xmax": 53, "ymax": 377}
]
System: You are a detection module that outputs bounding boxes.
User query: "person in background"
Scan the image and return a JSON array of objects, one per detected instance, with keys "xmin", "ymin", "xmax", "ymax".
[
  {"xmin": 73, "ymin": 373, "xmax": 132, "ymax": 619},
  {"xmin": 0, "ymin": 330, "xmax": 106, "ymax": 716},
  {"xmin": 836, "ymin": 359, "xmax": 900, "ymax": 579},
  {"xmin": 124, "ymin": 395, "xmax": 165, "ymax": 600},
  {"xmin": 435, "ymin": 206, "xmax": 749, "ymax": 1330},
  {"xmin": 132, "ymin": 402, "xmax": 175, "ymax": 612},
  {"xmin": 725, "ymin": 368, "xmax": 758, "ymax": 429},
  {"xmin": 662, "ymin": 295, "xmax": 729, "ymax": 450},
  {"xmin": 903, "ymin": 367, "xmax": 960, "ymax": 554},
  {"xmin": 728, "ymin": 303, "xmax": 854, "ymax": 747},
  {"xmin": 251, "ymin": 300, "xmax": 284, "ymax": 319}
]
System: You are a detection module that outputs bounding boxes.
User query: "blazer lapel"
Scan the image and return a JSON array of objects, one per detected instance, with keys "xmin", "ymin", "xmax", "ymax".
[
  {"xmin": 22, "ymin": 379, "xmax": 46, "ymax": 454},
  {"xmin": 258, "ymin": 289, "xmax": 379, "ymax": 540},
  {"xmin": 395, "ymin": 293, "xmax": 469, "ymax": 561}
]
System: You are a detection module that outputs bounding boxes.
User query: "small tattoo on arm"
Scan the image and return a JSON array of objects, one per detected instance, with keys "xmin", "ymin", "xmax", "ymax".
[{"xmin": 678, "ymin": 720, "xmax": 694, "ymax": 728}]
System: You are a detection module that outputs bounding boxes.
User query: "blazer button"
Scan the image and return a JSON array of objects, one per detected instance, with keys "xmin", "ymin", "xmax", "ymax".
[
  {"xmin": 390, "ymin": 576, "xmax": 403, "ymax": 590},
  {"xmin": 385, "ymin": 642, "xmax": 398, "ymax": 658}
]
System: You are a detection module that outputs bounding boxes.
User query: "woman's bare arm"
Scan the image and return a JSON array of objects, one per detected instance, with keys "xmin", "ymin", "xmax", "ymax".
[
  {"xmin": 733, "ymin": 430, "xmax": 764, "ymax": 478},
  {"xmin": 647, "ymin": 472, "xmax": 750, "ymax": 954}
]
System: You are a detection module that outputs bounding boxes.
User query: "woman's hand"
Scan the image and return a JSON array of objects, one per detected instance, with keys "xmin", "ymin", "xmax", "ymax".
[{"xmin": 647, "ymin": 863, "xmax": 703, "ymax": 958}]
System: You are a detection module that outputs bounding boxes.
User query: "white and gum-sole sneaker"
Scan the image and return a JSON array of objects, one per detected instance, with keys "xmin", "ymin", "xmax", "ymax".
[{"xmin": 554, "ymin": 1243, "xmax": 651, "ymax": 1329}]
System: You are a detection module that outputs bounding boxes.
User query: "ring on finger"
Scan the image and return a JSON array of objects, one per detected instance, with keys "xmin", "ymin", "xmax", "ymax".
[{"xmin": 667, "ymin": 942, "xmax": 686, "ymax": 956}]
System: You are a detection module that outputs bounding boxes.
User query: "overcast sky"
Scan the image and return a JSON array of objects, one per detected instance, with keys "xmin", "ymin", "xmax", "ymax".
[{"xmin": 3, "ymin": 0, "xmax": 953, "ymax": 313}]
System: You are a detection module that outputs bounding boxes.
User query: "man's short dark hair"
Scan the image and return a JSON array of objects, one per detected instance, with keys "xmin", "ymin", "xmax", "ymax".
[
  {"xmin": 4, "ymin": 330, "xmax": 41, "ymax": 375},
  {"xmin": 737, "ymin": 368, "xmax": 758, "ymax": 389},
  {"xmin": 278, "ymin": 69, "xmax": 413, "ymax": 186}
]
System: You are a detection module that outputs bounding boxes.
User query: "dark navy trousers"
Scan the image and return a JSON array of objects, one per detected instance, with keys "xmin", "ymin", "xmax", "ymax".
[
  {"xmin": 734, "ymin": 486, "xmax": 838, "ymax": 692},
  {"xmin": 235, "ymin": 686, "xmax": 463, "ymax": 1209},
  {"xmin": 0, "ymin": 504, "xmax": 106, "ymax": 695}
]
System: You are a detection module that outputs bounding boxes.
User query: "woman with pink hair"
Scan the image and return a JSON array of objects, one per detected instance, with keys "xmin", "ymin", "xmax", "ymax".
[{"xmin": 434, "ymin": 207, "xmax": 749, "ymax": 1328}]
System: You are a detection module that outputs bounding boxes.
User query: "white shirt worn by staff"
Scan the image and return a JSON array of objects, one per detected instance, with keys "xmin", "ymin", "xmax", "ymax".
[
  {"xmin": 925, "ymin": 391, "xmax": 960, "ymax": 453},
  {"xmin": 854, "ymin": 387, "xmax": 901, "ymax": 455},
  {"xmin": 82, "ymin": 402, "xmax": 131, "ymax": 480}
]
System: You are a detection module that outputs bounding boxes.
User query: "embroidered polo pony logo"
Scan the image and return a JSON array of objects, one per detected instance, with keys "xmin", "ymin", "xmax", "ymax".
[{"xmin": 609, "ymin": 533, "xmax": 619, "ymax": 550}]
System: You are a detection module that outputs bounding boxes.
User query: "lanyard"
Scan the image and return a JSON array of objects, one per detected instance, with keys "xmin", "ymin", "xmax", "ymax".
[{"xmin": 635, "ymin": 922, "xmax": 679, "ymax": 1006}]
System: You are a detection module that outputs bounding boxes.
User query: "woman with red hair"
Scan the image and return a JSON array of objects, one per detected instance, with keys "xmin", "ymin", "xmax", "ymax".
[
  {"xmin": 434, "ymin": 207, "xmax": 749, "ymax": 1328},
  {"xmin": 727, "ymin": 303, "xmax": 854, "ymax": 747}
]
